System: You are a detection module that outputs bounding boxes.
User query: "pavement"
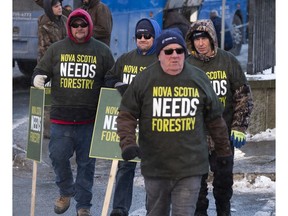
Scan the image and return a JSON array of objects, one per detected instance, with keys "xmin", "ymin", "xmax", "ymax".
[{"xmin": 12, "ymin": 138, "xmax": 275, "ymax": 216}]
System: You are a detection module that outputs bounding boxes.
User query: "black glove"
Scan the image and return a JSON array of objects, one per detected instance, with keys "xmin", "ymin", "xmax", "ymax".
[
  {"xmin": 116, "ymin": 84, "xmax": 129, "ymax": 96},
  {"xmin": 121, "ymin": 145, "xmax": 141, "ymax": 161}
]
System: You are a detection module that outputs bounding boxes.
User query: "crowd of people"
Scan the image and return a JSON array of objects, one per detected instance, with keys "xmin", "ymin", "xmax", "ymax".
[{"xmin": 31, "ymin": 1, "xmax": 253, "ymax": 216}]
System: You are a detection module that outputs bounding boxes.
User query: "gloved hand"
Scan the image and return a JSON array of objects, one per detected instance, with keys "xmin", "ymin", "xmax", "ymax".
[
  {"xmin": 121, "ymin": 144, "xmax": 141, "ymax": 161},
  {"xmin": 115, "ymin": 83, "xmax": 128, "ymax": 96},
  {"xmin": 33, "ymin": 75, "xmax": 47, "ymax": 88},
  {"xmin": 230, "ymin": 130, "xmax": 246, "ymax": 148}
]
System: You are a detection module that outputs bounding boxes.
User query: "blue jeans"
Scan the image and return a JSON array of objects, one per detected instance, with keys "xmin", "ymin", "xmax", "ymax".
[
  {"xmin": 111, "ymin": 160, "xmax": 137, "ymax": 214},
  {"xmin": 144, "ymin": 176, "xmax": 202, "ymax": 216},
  {"xmin": 49, "ymin": 123, "xmax": 96, "ymax": 210}
]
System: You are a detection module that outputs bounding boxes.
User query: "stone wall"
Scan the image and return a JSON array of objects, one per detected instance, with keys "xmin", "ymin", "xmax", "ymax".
[{"xmin": 247, "ymin": 79, "xmax": 275, "ymax": 134}]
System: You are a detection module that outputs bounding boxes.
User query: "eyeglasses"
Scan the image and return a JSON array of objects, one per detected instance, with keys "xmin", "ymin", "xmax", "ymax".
[
  {"xmin": 163, "ymin": 48, "xmax": 185, "ymax": 55},
  {"xmin": 136, "ymin": 34, "xmax": 153, "ymax": 40},
  {"xmin": 71, "ymin": 22, "xmax": 88, "ymax": 28}
]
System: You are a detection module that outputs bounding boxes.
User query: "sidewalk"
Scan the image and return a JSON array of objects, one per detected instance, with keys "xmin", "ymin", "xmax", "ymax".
[{"xmin": 233, "ymin": 140, "xmax": 275, "ymax": 181}]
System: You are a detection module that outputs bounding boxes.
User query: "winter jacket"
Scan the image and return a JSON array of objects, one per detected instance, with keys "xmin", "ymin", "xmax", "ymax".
[
  {"xmin": 163, "ymin": 10, "xmax": 191, "ymax": 37},
  {"xmin": 81, "ymin": 0, "xmax": 113, "ymax": 46},
  {"xmin": 37, "ymin": 0, "xmax": 67, "ymax": 62},
  {"xmin": 185, "ymin": 19, "xmax": 253, "ymax": 133}
]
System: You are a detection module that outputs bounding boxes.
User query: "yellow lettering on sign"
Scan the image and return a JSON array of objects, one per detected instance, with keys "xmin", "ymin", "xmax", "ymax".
[
  {"xmin": 101, "ymin": 131, "xmax": 120, "ymax": 142},
  {"xmin": 31, "ymin": 106, "xmax": 42, "ymax": 115},
  {"xmin": 30, "ymin": 131, "xmax": 40, "ymax": 143}
]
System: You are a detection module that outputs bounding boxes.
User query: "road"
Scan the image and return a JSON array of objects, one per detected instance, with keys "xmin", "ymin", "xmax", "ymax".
[{"xmin": 12, "ymin": 57, "xmax": 275, "ymax": 216}]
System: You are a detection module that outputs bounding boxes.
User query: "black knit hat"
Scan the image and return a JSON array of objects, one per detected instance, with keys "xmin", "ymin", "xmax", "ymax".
[
  {"xmin": 135, "ymin": 19, "xmax": 155, "ymax": 37},
  {"xmin": 156, "ymin": 29, "xmax": 187, "ymax": 56},
  {"xmin": 191, "ymin": 31, "xmax": 211, "ymax": 40}
]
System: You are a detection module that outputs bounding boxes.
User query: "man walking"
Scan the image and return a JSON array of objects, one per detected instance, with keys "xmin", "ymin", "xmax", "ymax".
[
  {"xmin": 116, "ymin": 29, "xmax": 233, "ymax": 216},
  {"xmin": 105, "ymin": 17, "xmax": 161, "ymax": 216},
  {"xmin": 31, "ymin": 8, "xmax": 114, "ymax": 216},
  {"xmin": 185, "ymin": 19, "xmax": 254, "ymax": 216}
]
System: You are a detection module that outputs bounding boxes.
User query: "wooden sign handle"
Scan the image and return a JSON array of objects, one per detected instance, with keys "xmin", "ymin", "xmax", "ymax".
[
  {"xmin": 101, "ymin": 159, "xmax": 119, "ymax": 216},
  {"xmin": 30, "ymin": 161, "xmax": 37, "ymax": 216}
]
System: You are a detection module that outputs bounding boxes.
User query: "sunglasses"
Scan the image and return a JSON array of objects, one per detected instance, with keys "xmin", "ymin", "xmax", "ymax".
[
  {"xmin": 163, "ymin": 48, "xmax": 185, "ymax": 55},
  {"xmin": 71, "ymin": 22, "xmax": 88, "ymax": 28},
  {"xmin": 136, "ymin": 34, "xmax": 153, "ymax": 40}
]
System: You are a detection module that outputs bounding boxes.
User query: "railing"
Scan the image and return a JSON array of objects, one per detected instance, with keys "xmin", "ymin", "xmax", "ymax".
[{"xmin": 247, "ymin": 0, "xmax": 275, "ymax": 75}]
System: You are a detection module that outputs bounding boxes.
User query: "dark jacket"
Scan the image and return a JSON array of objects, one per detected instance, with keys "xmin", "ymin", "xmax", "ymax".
[
  {"xmin": 81, "ymin": 0, "xmax": 113, "ymax": 46},
  {"xmin": 210, "ymin": 15, "xmax": 233, "ymax": 51}
]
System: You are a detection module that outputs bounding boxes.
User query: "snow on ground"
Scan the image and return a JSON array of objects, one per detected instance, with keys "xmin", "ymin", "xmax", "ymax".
[
  {"xmin": 246, "ymin": 128, "xmax": 275, "ymax": 142},
  {"xmin": 243, "ymin": 65, "xmax": 276, "ymax": 193},
  {"xmin": 246, "ymin": 67, "xmax": 276, "ymax": 81},
  {"xmin": 234, "ymin": 128, "xmax": 276, "ymax": 193},
  {"xmin": 233, "ymin": 176, "xmax": 275, "ymax": 193}
]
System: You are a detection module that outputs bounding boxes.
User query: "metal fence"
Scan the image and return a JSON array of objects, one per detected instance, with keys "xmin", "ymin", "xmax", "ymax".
[{"xmin": 247, "ymin": 0, "xmax": 275, "ymax": 74}]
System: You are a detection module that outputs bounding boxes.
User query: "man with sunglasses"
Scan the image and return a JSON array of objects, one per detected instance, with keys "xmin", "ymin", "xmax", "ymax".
[
  {"xmin": 31, "ymin": 8, "xmax": 115, "ymax": 216},
  {"xmin": 104, "ymin": 18, "xmax": 161, "ymax": 216},
  {"xmin": 115, "ymin": 29, "xmax": 233, "ymax": 216},
  {"xmin": 185, "ymin": 19, "xmax": 254, "ymax": 216}
]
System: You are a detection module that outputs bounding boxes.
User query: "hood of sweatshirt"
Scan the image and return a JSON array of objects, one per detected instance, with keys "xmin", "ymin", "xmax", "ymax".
[
  {"xmin": 43, "ymin": 0, "xmax": 63, "ymax": 22},
  {"xmin": 135, "ymin": 18, "xmax": 162, "ymax": 56}
]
